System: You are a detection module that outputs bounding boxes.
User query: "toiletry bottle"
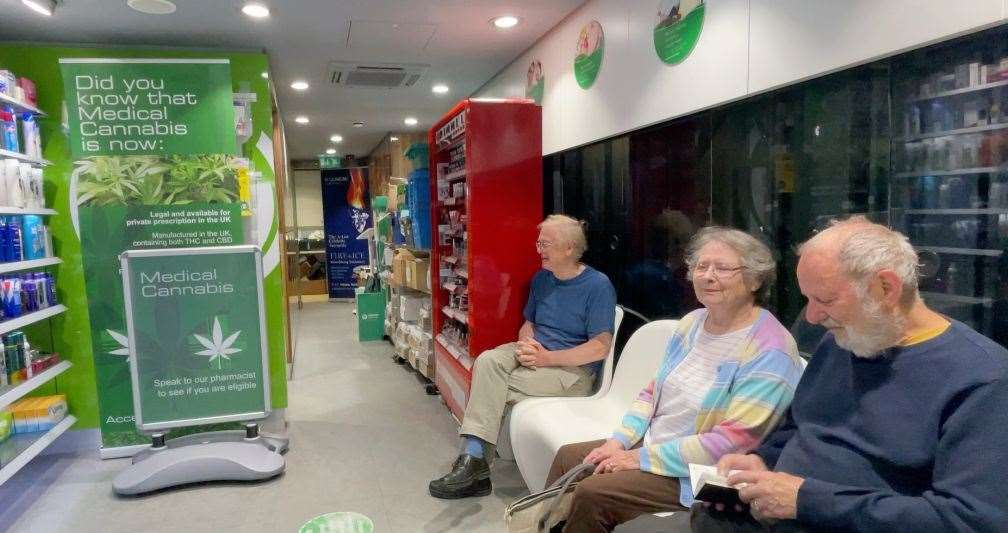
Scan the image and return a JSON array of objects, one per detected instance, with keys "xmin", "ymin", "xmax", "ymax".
[
  {"xmin": 9, "ymin": 217, "xmax": 22, "ymax": 262},
  {"xmin": 44, "ymin": 273, "xmax": 56, "ymax": 305}
]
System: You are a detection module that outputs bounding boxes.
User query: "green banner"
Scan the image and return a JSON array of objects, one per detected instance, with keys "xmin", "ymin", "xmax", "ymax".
[
  {"xmin": 61, "ymin": 58, "xmax": 245, "ymax": 448},
  {"xmin": 654, "ymin": 1, "xmax": 705, "ymax": 65},
  {"xmin": 60, "ymin": 59, "xmax": 236, "ymax": 158},
  {"xmin": 123, "ymin": 247, "xmax": 267, "ymax": 429}
]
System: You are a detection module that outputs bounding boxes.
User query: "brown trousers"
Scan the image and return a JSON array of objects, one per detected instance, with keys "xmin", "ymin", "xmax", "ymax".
[{"xmin": 546, "ymin": 439, "xmax": 688, "ymax": 533}]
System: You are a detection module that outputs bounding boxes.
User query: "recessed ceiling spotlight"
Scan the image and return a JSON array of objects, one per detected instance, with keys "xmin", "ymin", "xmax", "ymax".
[
  {"xmin": 330, "ymin": 135, "xmax": 343, "ymax": 143},
  {"xmin": 261, "ymin": 71, "xmax": 269, "ymax": 79},
  {"xmin": 127, "ymin": 0, "xmax": 176, "ymax": 15},
  {"xmin": 404, "ymin": 117, "xmax": 418, "ymax": 126},
  {"xmin": 290, "ymin": 80, "xmax": 309, "ymax": 91},
  {"xmin": 21, "ymin": 0, "xmax": 56, "ymax": 16},
  {"xmin": 241, "ymin": 2, "xmax": 270, "ymax": 18},
  {"xmin": 390, "ymin": 136, "xmax": 399, "ymax": 142},
  {"xmin": 432, "ymin": 84, "xmax": 450, "ymax": 94},
  {"xmin": 352, "ymin": 121, "xmax": 365, "ymax": 128},
  {"xmin": 491, "ymin": 15, "xmax": 520, "ymax": 29},
  {"xmin": 294, "ymin": 116, "xmax": 309, "ymax": 124},
  {"xmin": 325, "ymin": 148, "xmax": 337, "ymax": 155}
]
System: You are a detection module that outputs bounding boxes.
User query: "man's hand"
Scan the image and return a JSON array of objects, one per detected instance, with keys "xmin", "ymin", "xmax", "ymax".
[
  {"xmin": 516, "ymin": 338, "xmax": 550, "ymax": 369},
  {"xmin": 584, "ymin": 438, "xmax": 625, "ymax": 465},
  {"xmin": 593, "ymin": 449, "xmax": 640, "ymax": 475},
  {"xmin": 717, "ymin": 453, "xmax": 768, "ymax": 476},
  {"xmin": 730, "ymin": 470, "xmax": 805, "ymax": 521}
]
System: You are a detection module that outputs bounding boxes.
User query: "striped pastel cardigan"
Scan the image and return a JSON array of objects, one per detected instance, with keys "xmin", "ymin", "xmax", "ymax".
[{"xmin": 611, "ymin": 308, "xmax": 803, "ymax": 506}]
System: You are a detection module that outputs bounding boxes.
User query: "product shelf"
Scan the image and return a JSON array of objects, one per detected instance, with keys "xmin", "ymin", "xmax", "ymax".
[
  {"xmin": 0, "ymin": 415, "xmax": 76, "ymax": 486},
  {"xmin": 903, "ymin": 122, "xmax": 1008, "ymax": 142},
  {"xmin": 0, "ymin": 305, "xmax": 68, "ymax": 336},
  {"xmin": 0, "ymin": 207, "xmax": 57, "ymax": 216},
  {"xmin": 0, "ymin": 257, "xmax": 61, "ymax": 275},
  {"xmin": 0, "ymin": 93, "xmax": 46, "ymax": 116},
  {"xmin": 435, "ymin": 334, "xmax": 472, "ymax": 370},
  {"xmin": 442, "ymin": 169, "xmax": 467, "ymax": 182},
  {"xmin": 0, "ymin": 360, "xmax": 71, "ymax": 410},
  {"xmin": 908, "ymin": 79, "xmax": 1008, "ymax": 103},
  {"xmin": 441, "ymin": 306, "xmax": 468, "ymax": 324},
  {"xmin": 0, "ymin": 148, "xmax": 49, "ymax": 167},
  {"xmin": 915, "ymin": 245, "xmax": 1003, "ymax": 257},
  {"xmin": 920, "ymin": 291, "xmax": 994, "ymax": 306},
  {"xmin": 893, "ymin": 167, "xmax": 1005, "ymax": 178}
]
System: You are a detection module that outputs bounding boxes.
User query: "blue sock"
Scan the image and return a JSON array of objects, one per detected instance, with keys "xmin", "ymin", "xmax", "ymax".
[{"xmin": 463, "ymin": 436, "xmax": 485, "ymax": 458}]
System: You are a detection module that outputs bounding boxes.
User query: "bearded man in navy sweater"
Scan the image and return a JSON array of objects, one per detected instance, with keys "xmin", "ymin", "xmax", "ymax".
[{"xmin": 690, "ymin": 216, "xmax": 1008, "ymax": 533}]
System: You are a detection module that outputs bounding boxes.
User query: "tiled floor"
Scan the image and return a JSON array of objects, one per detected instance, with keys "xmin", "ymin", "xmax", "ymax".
[{"xmin": 0, "ymin": 301, "xmax": 527, "ymax": 532}]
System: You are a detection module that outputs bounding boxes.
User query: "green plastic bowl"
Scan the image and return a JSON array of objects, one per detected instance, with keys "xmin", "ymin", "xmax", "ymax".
[{"xmin": 298, "ymin": 512, "xmax": 374, "ymax": 533}]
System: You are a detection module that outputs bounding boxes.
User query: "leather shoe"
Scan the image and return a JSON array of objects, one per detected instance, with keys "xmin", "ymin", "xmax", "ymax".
[{"xmin": 429, "ymin": 454, "xmax": 492, "ymax": 499}]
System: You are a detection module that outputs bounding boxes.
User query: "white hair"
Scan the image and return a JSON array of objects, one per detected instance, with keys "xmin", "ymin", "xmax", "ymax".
[
  {"xmin": 539, "ymin": 214, "xmax": 588, "ymax": 260},
  {"xmin": 685, "ymin": 226, "xmax": 776, "ymax": 304},
  {"xmin": 801, "ymin": 216, "xmax": 920, "ymax": 305}
]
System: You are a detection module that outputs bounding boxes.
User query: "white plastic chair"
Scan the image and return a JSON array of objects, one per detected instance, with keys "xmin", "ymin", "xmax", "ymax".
[
  {"xmin": 509, "ymin": 319, "xmax": 679, "ymax": 491},
  {"xmin": 496, "ymin": 306, "xmax": 626, "ymax": 461}
]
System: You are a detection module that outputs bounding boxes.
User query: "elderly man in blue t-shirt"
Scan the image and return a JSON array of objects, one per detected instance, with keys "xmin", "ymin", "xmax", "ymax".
[{"xmin": 429, "ymin": 214, "xmax": 617, "ymax": 499}]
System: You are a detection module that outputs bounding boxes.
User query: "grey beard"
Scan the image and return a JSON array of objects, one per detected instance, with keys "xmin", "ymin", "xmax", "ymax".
[{"xmin": 833, "ymin": 298, "xmax": 906, "ymax": 358}]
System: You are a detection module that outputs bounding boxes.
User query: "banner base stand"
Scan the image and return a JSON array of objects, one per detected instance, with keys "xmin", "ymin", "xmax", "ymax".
[{"xmin": 112, "ymin": 437, "xmax": 285, "ymax": 496}]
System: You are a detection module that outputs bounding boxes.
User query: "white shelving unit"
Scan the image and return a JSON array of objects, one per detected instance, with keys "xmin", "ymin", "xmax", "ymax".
[
  {"xmin": 0, "ymin": 305, "xmax": 67, "ymax": 336},
  {"xmin": 0, "ymin": 148, "xmax": 49, "ymax": 167},
  {"xmin": 0, "ymin": 93, "xmax": 46, "ymax": 116},
  {"xmin": 0, "ymin": 207, "xmax": 57, "ymax": 216},
  {"xmin": 910, "ymin": 79, "xmax": 1008, "ymax": 102},
  {"xmin": 903, "ymin": 122, "xmax": 1008, "ymax": 142},
  {"xmin": 0, "ymin": 415, "xmax": 76, "ymax": 486},
  {"xmin": 0, "ymin": 257, "xmax": 61, "ymax": 275},
  {"xmin": 0, "ymin": 360, "xmax": 71, "ymax": 410},
  {"xmin": 894, "ymin": 166, "xmax": 1005, "ymax": 178}
]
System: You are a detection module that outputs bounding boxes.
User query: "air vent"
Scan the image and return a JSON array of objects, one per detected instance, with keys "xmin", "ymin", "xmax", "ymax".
[{"xmin": 328, "ymin": 61, "xmax": 428, "ymax": 89}]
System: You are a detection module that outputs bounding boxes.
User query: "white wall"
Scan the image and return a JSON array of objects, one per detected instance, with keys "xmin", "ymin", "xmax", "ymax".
[
  {"xmin": 293, "ymin": 169, "xmax": 323, "ymax": 228},
  {"xmin": 475, "ymin": 0, "xmax": 1007, "ymax": 155}
]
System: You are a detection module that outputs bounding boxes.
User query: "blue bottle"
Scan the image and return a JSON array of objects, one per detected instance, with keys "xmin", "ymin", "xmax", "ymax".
[
  {"xmin": 8, "ymin": 217, "xmax": 22, "ymax": 262},
  {"xmin": 44, "ymin": 273, "xmax": 56, "ymax": 305},
  {"xmin": 0, "ymin": 218, "xmax": 8, "ymax": 263}
]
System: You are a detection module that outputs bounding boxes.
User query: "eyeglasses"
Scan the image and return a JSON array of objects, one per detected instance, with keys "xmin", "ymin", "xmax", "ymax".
[
  {"xmin": 535, "ymin": 240, "xmax": 554, "ymax": 250},
  {"xmin": 693, "ymin": 263, "xmax": 745, "ymax": 278}
]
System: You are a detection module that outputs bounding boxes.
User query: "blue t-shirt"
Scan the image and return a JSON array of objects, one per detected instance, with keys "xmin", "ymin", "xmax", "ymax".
[{"xmin": 522, "ymin": 266, "xmax": 617, "ymax": 373}]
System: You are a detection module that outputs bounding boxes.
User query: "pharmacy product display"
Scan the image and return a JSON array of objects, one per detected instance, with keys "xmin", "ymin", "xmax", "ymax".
[
  {"xmin": 428, "ymin": 99, "xmax": 543, "ymax": 421},
  {"xmin": 1, "ymin": 330, "xmax": 61, "ymax": 387},
  {"xmin": 892, "ymin": 47, "xmax": 1008, "ymax": 344},
  {"xmin": 0, "ymin": 69, "xmax": 45, "ymax": 163}
]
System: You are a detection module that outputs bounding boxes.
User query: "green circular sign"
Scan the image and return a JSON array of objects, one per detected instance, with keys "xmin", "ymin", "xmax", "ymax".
[
  {"xmin": 525, "ymin": 59, "xmax": 544, "ymax": 105},
  {"xmin": 574, "ymin": 21, "xmax": 604, "ymax": 89},
  {"xmin": 654, "ymin": 0, "xmax": 706, "ymax": 65},
  {"xmin": 298, "ymin": 512, "xmax": 374, "ymax": 533}
]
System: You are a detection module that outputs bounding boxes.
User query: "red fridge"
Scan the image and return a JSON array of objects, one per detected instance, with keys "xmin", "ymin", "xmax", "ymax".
[{"xmin": 428, "ymin": 99, "xmax": 543, "ymax": 421}]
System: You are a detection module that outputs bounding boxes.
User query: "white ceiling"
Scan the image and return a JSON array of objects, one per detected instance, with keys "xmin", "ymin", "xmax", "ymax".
[{"xmin": 0, "ymin": 0, "xmax": 584, "ymax": 159}]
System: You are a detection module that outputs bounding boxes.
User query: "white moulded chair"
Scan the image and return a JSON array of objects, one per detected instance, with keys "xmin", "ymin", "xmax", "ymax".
[
  {"xmin": 509, "ymin": 318, "xmax": 679, "ymax": 491},
  {"xmin": 496, "ymin": 306, "xmax": 625, "ymax": 461}
]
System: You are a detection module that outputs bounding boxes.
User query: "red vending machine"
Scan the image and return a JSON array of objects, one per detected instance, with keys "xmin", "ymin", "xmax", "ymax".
[{"xmin": 428, "ymin": 99, "xmax": 543, "ymax": 421}]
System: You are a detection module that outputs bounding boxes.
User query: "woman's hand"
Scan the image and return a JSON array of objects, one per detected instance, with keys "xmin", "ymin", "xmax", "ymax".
[
  {"xmin": 583, "ymin": 438, "xmax": 625, "ymax": 465},
  {"xmin": 593, "ymin": 449, "xmax": 641, "ymax": 475}
]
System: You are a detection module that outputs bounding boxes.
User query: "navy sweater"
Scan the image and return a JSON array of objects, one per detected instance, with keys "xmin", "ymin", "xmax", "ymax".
[{"xmin": 755, "ymin": 321, "xmax": 1008, "ymax": 532}]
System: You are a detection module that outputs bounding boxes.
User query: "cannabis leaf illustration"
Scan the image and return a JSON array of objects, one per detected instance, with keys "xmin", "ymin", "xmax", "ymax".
[
  {"xmin": 107, "ymin": 329, "xmax": 131, "ymax": 356},
  {"xmin": 193, "ymin": 317, "xmax": 242, "ymax": 369}
]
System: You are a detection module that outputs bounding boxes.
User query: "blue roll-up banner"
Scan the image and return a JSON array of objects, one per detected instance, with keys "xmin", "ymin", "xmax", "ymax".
[{"xmin": 321, "ymin": 167, "xmax": 372, "ymax": 299}]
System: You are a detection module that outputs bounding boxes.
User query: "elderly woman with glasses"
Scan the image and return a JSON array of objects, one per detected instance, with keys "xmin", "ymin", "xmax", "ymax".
[
  {"xmin": 544, "ymin": 226, "xmax": 805, "ymax": 533},
  {"xmin": 430, "ymin": 214, "xmax": 617, "ymax": 500}
]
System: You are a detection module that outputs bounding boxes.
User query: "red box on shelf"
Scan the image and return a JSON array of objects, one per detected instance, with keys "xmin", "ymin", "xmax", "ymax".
[{"xmin": 428, "ymin": 99, "xmax": 543, "ymax": 421}]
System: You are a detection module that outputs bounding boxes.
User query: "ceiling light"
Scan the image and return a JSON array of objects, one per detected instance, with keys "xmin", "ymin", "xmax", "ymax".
[
  {"xmin": 241, "ymin": 2, "xmax": 270, "ymax": 18},
  {"xmin": 22, "ymin": 0, "xmax": 55, "ymax": 16},
  {"xmin": 325, "ymin": 148, "xmax": 336, "ymax": 155},
  {"xmin": 404, "ymin": 117, "xmax": 418, "ymax": 126},
  {"xmin": 294, "ymin": 116, "xmax": 309, "ymax": 124},
  {"xmin": 330, "ymin": 135, "xmax": 343, "ymax": 143},
  {"xmin": 127, "ymin": 0, "xmax": 176, "ymax": 15},
  {"xmin": 492, "ymin": 15, "xmax": 520, "ymax": 29},
  {"xmin": 290, "ymin": 80, "xmax": 309, "ymax": 91},
  {"xmin": 261, "ymin": 71, "xmax": 269, "ymax": 79},
  {"xmin": 432, "ymin": 84, "xmax": 450, "ymax": 94},
  {"xmin": 352, "ymin": 121, "xmax": 365, "ymax": 128},
  {"xmin": 390, "ymin": 136, "xmax": 399, "ymax": 142}
]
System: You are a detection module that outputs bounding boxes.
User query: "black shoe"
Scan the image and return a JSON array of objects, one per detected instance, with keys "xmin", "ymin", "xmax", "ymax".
[{"xmin": 429, "ymin": 454, "xmax": 492, "ymax": 499}]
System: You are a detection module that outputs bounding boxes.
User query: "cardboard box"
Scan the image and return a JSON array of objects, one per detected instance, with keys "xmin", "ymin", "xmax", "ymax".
[
  {"xmin": 400, "ymin": 294, "xmax": 426, "ymax": 322},
  {"xmin": 406, "ymin": 256, "xmax": 430, "ymax": 292},
  {"xmin": 392, "ymin": 248, "xmax": 415, "ymax": 287}
]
